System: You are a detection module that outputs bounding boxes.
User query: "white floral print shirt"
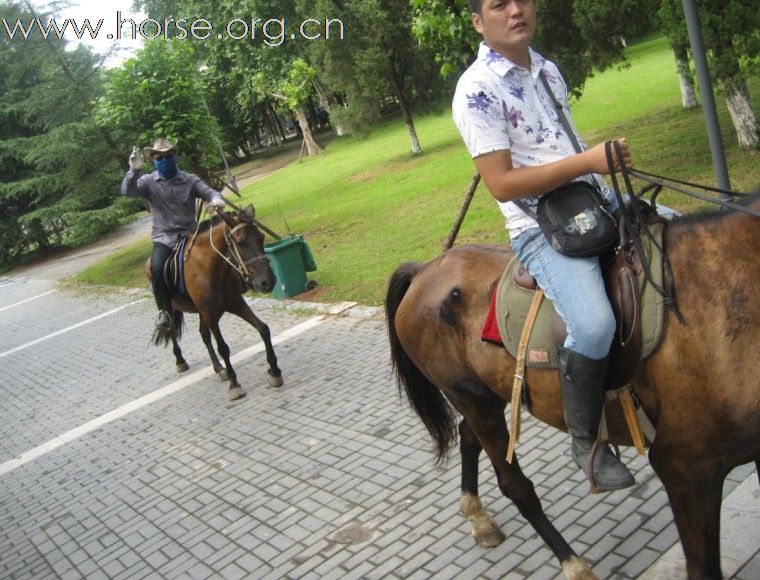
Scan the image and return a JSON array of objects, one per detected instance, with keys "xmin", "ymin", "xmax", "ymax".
[{"xmin": 453, "ymin": 42, "xmax": 608, "ymax": 239}]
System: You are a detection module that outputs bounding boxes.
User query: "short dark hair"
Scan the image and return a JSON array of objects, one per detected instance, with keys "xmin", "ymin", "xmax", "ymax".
[{"xmin": 469, "ymin": 0, "xmax": 484, "ymax": 14}]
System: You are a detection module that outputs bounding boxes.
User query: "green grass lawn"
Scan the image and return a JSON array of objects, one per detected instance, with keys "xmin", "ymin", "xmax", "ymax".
[{"xmin": 76, "ymin": 34, "xmax": 759, "ymax": 305}]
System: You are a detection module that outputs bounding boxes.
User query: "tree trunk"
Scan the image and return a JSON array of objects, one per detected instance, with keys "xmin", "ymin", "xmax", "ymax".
[
  {"xmin": 295, "ymin": 108, "xmax": 324, "ymax": 156},
  {"xmin": 393, "ymin": 85, "xmax": 421, "ymax": 155},
  {"xmin": 266, "ymin": 102, "xmax": 284, "ymax": 146},
  {"xmin": 388, "ymin": 64, "xmax": 421, "ymax": 155},
  {"xmin": 400, "ymin": 97, "xmax": 422, "ymax": 155},
  {"xmin": 674, "ymin": 46, "xmax": 697, "ymax": 109},
  {"xmin": 312, "ymin": 76, "xmax": 345, "ymax": 136},
  {"xmin": 723, "ymin": 76, "xmax": 760, "ymax": 150}
]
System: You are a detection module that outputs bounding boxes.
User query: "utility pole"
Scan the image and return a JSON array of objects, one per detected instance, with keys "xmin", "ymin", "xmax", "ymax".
[{"xmin": 681, "ymin": 0, "xmax": 731, "ymax": 196}]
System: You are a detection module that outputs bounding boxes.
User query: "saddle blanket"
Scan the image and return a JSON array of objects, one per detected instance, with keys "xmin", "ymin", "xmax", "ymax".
[{"xmin": 482, "ymin": 225, "xmax": 667, "ymax": 369}]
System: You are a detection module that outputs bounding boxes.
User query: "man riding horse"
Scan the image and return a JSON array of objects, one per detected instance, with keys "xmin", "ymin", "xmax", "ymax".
[
  {"xmin": 452, "ymin": 0, "xmax": 634, "ymax": 491},
  {"xmin": 121, "ymin": 138, "xmax": 227, "ymax": 331}
]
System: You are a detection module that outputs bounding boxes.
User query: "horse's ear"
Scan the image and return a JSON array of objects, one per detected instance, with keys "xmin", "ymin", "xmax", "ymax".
[{"xmin": 244, "ymin": 205, "xmax": 255, "ymax": 220}]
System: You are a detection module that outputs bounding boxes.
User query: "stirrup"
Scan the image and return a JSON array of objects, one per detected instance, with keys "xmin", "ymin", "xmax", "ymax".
[{"xmin": 579, "ymin": 440, "xmax": 635, "ymax": 493}]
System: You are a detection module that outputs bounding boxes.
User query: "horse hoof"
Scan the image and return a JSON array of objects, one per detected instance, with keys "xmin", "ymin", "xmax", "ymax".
[
  {"xmin": 176, "ymin": 362, "xmax": 189, "ymax": 373},
  {"xmin": 268, "ymin": 374, "xmax": 284, "ymax": 388},
  {"xmin": 218, "ymin": 370, "xmax": 229, "ymax": 381},
  {"xmin": 561, "ymin": 556, "xmax": 597, "ymax": 580},
  {"xmin": 228, "ymin": 386, "xmax": 246, "ymax": 401},
  {"xmin": 474, "ymin": 527, "xmax": 506, "ymax": 548}
]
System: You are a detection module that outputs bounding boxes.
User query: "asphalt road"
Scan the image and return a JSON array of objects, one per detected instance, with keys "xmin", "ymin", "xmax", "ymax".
[{"xmin": 0, "ymin": 269, "xmax": 758, "ymax": 579}]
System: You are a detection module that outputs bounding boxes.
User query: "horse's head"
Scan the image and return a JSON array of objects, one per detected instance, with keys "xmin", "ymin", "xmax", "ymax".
[{"xmin": 218, "ymin": 205, "xmax": 276, "ymax": 293}]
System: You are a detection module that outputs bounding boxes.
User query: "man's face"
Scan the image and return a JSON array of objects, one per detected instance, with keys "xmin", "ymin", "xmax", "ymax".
[{"xmin": 472, "ymin": 0, "xmax": 536, "ymax": 55}]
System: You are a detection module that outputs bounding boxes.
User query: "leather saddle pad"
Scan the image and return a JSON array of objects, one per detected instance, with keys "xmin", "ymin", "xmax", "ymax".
[{"xmin": 494, "ymin": 223, "xmax": 667, "ymax": 369}]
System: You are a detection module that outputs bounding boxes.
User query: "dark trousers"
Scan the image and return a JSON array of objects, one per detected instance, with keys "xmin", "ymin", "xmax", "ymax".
[{"xmin": 150, "ymin": 243, "xmax": 173, "ymax": 311}]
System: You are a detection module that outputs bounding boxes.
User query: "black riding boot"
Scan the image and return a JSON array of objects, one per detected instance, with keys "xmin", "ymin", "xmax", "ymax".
[
  {"xmin": 558, "ymin": 347, "xmax": 635, "ymax": 492},
  {"xmin": 151, "ymin": 277, "xmax": 172, "ymax": 331}
]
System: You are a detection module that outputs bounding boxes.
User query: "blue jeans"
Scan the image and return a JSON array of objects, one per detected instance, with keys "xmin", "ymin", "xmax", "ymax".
[{"xmin": 510, "ymin": 228, "xmax": 615, "ymax": 360}]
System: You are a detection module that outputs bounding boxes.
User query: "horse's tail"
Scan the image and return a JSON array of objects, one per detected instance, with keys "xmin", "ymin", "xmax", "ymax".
[
  {"xmin": 386, "ymin": 262, "xmax": 458, "ymax": 464},
  {"xmin": 151, "ymin": 309, "xmax": 185, "ymax": 347}
]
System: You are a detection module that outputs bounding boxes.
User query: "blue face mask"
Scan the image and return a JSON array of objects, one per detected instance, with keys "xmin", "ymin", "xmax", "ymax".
[{"xmin": 154, "ymin": 154, "xmax": 178, "ymax": 179}]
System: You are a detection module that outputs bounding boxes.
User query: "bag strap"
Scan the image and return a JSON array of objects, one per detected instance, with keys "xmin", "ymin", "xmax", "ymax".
[
  {"xmin": 539, "ymin": 72, "xmax": 582, "ymax": 154},
  {"xmin": 514, "ymin": 71, "xmax": 599, "ymax": 217}
]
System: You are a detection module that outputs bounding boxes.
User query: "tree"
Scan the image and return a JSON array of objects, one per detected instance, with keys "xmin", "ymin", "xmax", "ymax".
[
  {"xmin": 658, "ymin": 0, "xmax": 759, "ymax": 149},
  {"xmin": 411, "ymin": 0, "xmax": 480, "ymax": 79},
  {"xmin": 251, "ymin": 58, "xmax": 324, "ymax": 156},
  {"xmin": 309, "ymin": 0, "xmax": 447, "ymax": 155},
  {"xmin": 411, "ymin": 0, "xmax": 658, "ymax": 97},
  {"xmin": 95, "ymin": 39, "xmax": 222, "ymax": 179},
  {"xmin": 135, "ymin": 0, "xmax": 330, "ymax": 157},
  {"xmin": 698, "ymin": 0, "xmax": 760, "ymax": 149},
  {"xmin": 0, "ymin": 1, "xmax": 134, "ymax": 268},
  {"xmin": 658, "ymin": 0, "xmax": 698, "ymax": 108}
]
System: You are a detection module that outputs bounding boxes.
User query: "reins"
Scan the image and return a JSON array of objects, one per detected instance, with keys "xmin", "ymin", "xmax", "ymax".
[
  {"xmin": 605, "ymin": 140, "xmax": 685, "ymax": 323},
  {"xmin": 604, "ymin": 139, "xmax": 758, "ymax": 325},
  {"xmin": 627, "ymin": 168, "xmax": 760, "ymax": 218}
]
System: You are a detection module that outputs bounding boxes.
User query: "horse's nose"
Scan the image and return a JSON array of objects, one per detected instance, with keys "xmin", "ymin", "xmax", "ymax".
[{"xmin": 260, "ymin": 270, "xmax": 276, "ymax": 293}]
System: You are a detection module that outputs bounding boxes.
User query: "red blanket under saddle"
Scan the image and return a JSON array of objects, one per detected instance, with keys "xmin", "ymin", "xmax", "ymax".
[{"xmin": 481, "ymin": 286, "xmax": 504, "ymax": 345}]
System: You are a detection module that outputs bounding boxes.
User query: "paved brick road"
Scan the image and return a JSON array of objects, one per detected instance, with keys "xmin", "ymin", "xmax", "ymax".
[{"xmin": 0, "ymin": 278, "xmax": 757, "ymax": 579}]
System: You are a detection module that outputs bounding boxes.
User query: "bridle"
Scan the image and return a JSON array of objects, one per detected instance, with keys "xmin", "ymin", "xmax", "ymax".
[{"xmin": 209, "ymin": 220, "xmax": 269, "ymax": 287}]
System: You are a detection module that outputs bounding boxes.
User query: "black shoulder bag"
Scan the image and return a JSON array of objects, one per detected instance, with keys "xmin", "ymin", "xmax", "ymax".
[{"xmin": 514, "ymin": 73, "xmax": 617, "ymax": 258}]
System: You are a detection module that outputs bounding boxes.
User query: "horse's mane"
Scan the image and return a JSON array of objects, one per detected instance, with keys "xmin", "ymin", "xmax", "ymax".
[
  {"xmin": 196, "ymin": 214, "xmax": 226, "ymax": 234},
  {"xmin": 668, "ymin": 188, "xmax": 760, "ymax": 230}
]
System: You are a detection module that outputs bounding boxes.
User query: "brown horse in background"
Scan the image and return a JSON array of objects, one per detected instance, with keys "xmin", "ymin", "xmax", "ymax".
[
  {"xmin": 386, "ymin": 196, "xmax": 760, "ymax": 579},
  {"xmin": 148, "ymin": 205, "xmax": 283, "ymax": 400}
]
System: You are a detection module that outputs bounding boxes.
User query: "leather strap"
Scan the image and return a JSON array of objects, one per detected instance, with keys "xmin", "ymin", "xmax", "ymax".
[
  {"xmin": 506, "ymin": 288, "xmax": 544, "ymax": 463},
  {"xmin": 514, "ymin": 73, "xmax": 604, "ymax": 219},
  {"xmin": 618, "ymin": 386, "xmax": 646, "ymax": 455},
  {"xmin": 605, "ymin": 140, "xmax": 683, "ymax": 323},
  {"xmin": 539, "ymin": 73, "xmax": 582, "ymax": 153},
  {"xmin": 605, "ymin": 387, "xmax": 647, "ymax": 455}
]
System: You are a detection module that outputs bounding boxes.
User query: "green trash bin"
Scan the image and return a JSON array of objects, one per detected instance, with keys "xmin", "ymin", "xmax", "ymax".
[{"xmin": 264, "ymin": 235, "xmax": 317, "ymax": 298}]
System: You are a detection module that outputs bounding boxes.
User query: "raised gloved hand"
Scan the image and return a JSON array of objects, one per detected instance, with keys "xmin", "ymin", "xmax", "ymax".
[
  {"xmin": 128, "ymin": 146, "xmax": 144, "ymax": 170},
  {"xmin": 209, "ymin": 197, "xmax": 226, "ymax": 212}
]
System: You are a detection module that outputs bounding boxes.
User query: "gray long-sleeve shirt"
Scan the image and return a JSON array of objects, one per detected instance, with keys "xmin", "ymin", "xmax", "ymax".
[{"xmin": 121, "ymin": 169, "xmax": 223, "ymax": 248}]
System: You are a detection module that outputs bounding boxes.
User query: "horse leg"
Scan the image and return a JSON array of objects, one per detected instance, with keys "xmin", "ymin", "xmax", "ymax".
[
  {"xmin": 228, "ymin": 297, "xmax": 283, "ymax": 387},
  {"xmin": 448, "ymin": 381, "xmax": 595, "ymax": 580},
  {"xmin": 649, "ymin": 448, "xmax": 725, "ymax": 579},
  {"xmin": 171, "ymin": 335, "xmax": 188, "ymax": 372},
  {"xmin": 459, "ymin": 418, "xmax": 506, "ymax": 547},
  {"xmin": 205, "ymin": 317, "xmax": 245, "ymax": 401},
  {"xmin": 199, "ymin": 319, "xmax": 226, "ymax": 380}
]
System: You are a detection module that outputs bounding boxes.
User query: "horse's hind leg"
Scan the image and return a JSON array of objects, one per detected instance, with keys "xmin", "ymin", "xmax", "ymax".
[
  {"xmin": 199, "ymin": 319, "xmax": 226, "ymax": 379},
  {"xmin": 205, "ymin": 317, "xmax": 245, "ymax": 401},
  {"xmin": 229, "ymin": 297, "xmax": 283, "ymax": 387},
  {"xmin": 459, "ymin": 419, "xmax": 506, "ymax": 547},
  {"xmin": 649, "ymin": 448, "xmax": 725, "ymax": 579},
  {"xmin": 448, "ymin": 381, "xmax": 594, "ymax": 580}
]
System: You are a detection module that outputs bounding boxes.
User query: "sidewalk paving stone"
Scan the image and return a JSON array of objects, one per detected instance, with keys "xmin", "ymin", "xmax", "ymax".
[{"xmin": 0, "ymin": 285, "xmax": 757, "ymax": 578}]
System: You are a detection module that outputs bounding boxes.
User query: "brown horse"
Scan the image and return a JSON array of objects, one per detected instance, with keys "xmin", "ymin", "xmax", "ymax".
[
  {"xmin": 386, "ymin": 196, "xmax": 760, "ymax": 579},
  {"xmin": 149, "ymin": 205, "xmax": 283, "ymax": 400}
]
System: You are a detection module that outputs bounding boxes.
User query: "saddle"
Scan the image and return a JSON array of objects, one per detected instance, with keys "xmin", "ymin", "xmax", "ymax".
[
  {"xmin": 488, "ymin": 206, "xmax": 669, "ymax": 391},
  {"xmin": 162, "ymin": 237, "xmax": 189, "ymax": 297}
]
